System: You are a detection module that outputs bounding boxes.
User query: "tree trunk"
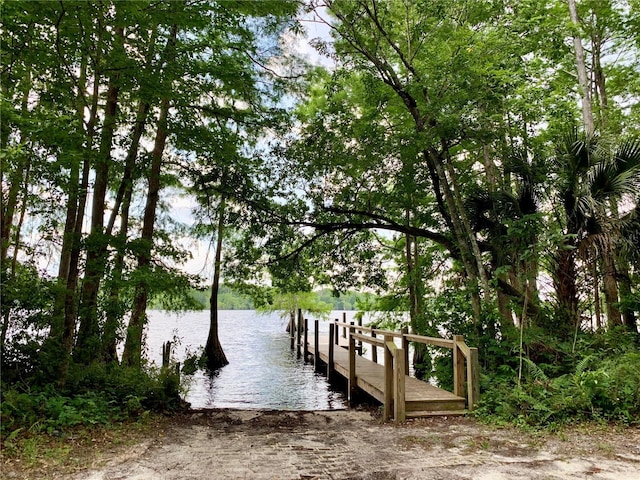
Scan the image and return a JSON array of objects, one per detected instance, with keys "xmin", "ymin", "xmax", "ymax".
[
  {"xmin": 591, "ymin": 30, "xmax": 608, "ymax": 128},
  {"xmin": 617, "ymin": 260, "xmax": 638, "ymax": 333},
  {"xmin": 431, "ymin": 156, "xmax": 483, "ymax": 321},
  {"xmin": 406, "ymin": 228, "xmax": 429, "ymax": 380},
  {"xmin": 601, "ymin": 245, "xmax": 622, "ymax": 328},
  {"xmin": 122, "ymin": 22, "xmax": 178, "ymax": 368},
  {"xmin": 567, "ymin": 0, "xmax": 595, "ymax": 136},
  {"xmin": 75, "ymin": 64, "xmax": 121, "ymax": 364},
  {"xmin": 205, "ymin": 195, "xmax": 229, "ymax": 371},
  {"xmin": 50, "ymin": 39, "xmax": 101, "ymax": 382},
  {"xmin": 101, "ymin": 101, "xmax": 151, "ymax": 363},
  {"xmin": 122, "ymin": 88, "xmax": 172, "ymax": 368},
  {"xmin": 0, "ymin": 167, "xmax": 22, "ymax": 269},
  {"xmin": 0, "ymin": 62, "xmax": 31, "ymax": 269},
  {"xmin": 101, "ymin": 26, "xmax": 158, "ymax": 363},
  {"xmin": 592, "ymin": 255, "xmax": 602, "ymax": 330},
  {"xmin": 554, "ymin": 247, "xmax": 579, "ymax": 337}
]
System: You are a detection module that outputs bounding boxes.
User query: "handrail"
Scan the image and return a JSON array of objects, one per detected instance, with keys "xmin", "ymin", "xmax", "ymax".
[
  {"xmin": 404, "ymin": 333, "xmax": 454, "ymax": 349},
  {"xmin": 332, "ymin": 319, "xmax": 480, "ymax": 414},
  {"xmin": 351, "ymin": 331, "xmax": 385, "ymax": 347},
  {"xmin": 334, "ymin": 321, "xmax": 374, "ymax": 333},
  {"xmin": 334, "ymin": 321, "xmax": 404, "ymax": 339}
]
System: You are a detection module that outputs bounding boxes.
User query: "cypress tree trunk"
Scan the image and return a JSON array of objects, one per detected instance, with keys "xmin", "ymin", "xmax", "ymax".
[{"xmin": 205, "ymin": 195, "xmax": 229, "ymax": 371}]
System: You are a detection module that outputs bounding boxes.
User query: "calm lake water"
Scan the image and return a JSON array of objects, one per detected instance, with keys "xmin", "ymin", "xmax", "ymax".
[{"xmin": 146, "ymin": 310, "xmax": 367, "ymax": 410}]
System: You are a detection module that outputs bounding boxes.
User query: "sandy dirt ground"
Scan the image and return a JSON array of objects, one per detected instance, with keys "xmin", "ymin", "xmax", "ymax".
[
  {"xmin": 41, "ymin": 409, "xmax": 640, "ymax": 480},
  {"xmin": 3, "ymin": 409, "xmax": 639, "ymax": 479}
]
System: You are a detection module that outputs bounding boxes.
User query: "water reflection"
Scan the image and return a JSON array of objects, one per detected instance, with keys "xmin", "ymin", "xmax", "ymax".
[{"xmin": 146, "ymin": 310, "xmax": 350, "ymax": 410}]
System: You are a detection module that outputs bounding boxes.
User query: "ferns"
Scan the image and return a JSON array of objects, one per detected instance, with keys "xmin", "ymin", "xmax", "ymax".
[
  {"xmin": 522, "ymin": 357, "xmax": 549, "ymax": 383},
  {"xmin": 475, "ymin": 352, "xmax": 640, "ymax": 427}
]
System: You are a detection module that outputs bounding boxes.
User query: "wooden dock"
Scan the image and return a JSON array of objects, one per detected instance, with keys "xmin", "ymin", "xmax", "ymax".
[{"xmin": 293, "ymin": 316, "xmax": 479, "ymax": 423}]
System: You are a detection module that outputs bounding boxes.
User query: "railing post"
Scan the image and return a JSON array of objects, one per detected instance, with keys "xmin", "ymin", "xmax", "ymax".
[
  {"xmin": 383, "ymin": 335, "xmax": 393, "ymax": 421},
  {"xmin": 314, "ymin": 319, "xmax": 320, "ymax": 372},
  {"xmin": 401, "ymin": 326, "xmax": 409, "ymax": 376},
  {"xmin": 328, "ymin": 323, "xmax": 335, "ymax": 381},
  {"xmin": 296, "ymin": 312, "xmax": 303, "ymax": 358},
  {"xmin": 468, "ymin": 347, "xmax": 480, "ymax": 410},
  {"xmin": 162, "ymin": 340, "xmax": 172, "ymax": 368},
  {"xmin": 453, "ymin": 334, "xmax": 465, "ymax": 398},
  {"xmin": 371, "ymin": 330, "xmax": 377, "ymax": 364},
  {"xmin": 342, "ymin": 312, "xmax": 347, "ymax": 338},
  {"xmin": 334, "ymin": 320, "xmax": 339, "ymax": 345},
  {"xmin": 348, "ymin": 327, "xmax": 357, "ymax": 402},
  {"xmin": 290, "ymin": 312, "xmax": 295, "ymax": 349},
  {"xmin": 357, "ymin": 316, "xmax": 363, "ymax": 355},
  {"xmin": 350, "ymin": 321, "xmax": 362, "ymax": 355},
  {"xmin": 303, "ymin": 317, "xmax": 309, "ymax": 362},
  {"xmin": 395, "ymin": 347, "xmax": 406, "ymax": 423}
]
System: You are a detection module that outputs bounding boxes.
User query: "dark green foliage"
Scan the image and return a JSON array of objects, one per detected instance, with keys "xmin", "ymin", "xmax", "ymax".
[
  {"xmin": 473, "ymin": 330, "xmax": 640, "ymax": 427},
  {"xmin": 1, "ymin": 364, "xmax": 185, "ymax": 439},
  {"xmin": 1, "ymin": 263, "xmax": 55, "ymax": 384},
  {"xmin": 399, "ymin": 284, "xmax": 640, "ymax": 427}
]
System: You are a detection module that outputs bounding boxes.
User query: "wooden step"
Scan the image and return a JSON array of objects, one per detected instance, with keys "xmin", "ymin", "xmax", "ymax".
[
  {"xmin": 405, "ymin": 399, "xmax": 466, "ymax": 412},
  {"xmin": 406, "ymin": 410, "xmax": 468, "ymax": 418}
]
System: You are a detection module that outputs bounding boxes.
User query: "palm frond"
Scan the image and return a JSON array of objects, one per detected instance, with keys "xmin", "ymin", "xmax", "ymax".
[
  {"xmin": 615, "ymin": 138, "xmax": 640, "ymax": 171},
  {"xmin": 589, "ymin": 163, "xmax": 639, "ymax": 201}
]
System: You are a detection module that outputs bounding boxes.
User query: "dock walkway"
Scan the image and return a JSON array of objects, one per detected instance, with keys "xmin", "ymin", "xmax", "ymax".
[{"xmin": 294, "ymin": 318, "xmax": 479, "ymax": 423}]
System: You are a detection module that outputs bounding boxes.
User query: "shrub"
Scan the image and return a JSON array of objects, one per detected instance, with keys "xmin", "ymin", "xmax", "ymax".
[
  {"xmin": 474, "ymin": 351, "xmax": 640, "ymax": 427},
  {"xmin": 1, "ymin": 364, "xmax": 186, "ymax": 439}
]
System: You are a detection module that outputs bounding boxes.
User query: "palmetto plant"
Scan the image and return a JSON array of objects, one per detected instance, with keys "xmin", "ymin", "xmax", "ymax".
[{"xmin": 553, "ymin": 131, "xmax": 640, "ymax": 333}]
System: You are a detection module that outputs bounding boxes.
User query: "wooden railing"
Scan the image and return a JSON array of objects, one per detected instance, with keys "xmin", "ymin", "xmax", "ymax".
[{"xmin": 331, "ymin": 320, "xmax": 480, "ymax": 422}]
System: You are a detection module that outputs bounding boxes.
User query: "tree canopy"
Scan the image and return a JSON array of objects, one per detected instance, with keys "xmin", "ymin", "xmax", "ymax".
[{"xmin": 1, "ymin": 0, "xmax": 639, "ymax": 426}]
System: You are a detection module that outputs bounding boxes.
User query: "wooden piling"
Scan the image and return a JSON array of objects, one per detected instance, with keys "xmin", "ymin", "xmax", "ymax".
[
  {"xmin": 289, "ymin": 312, "xmax": 295, "ymax": 349},
  {"xmin": 328, "ymin": 323, "xmax": 335, "ymax": 380},
  {"xmin": 296, "ymin": 311, "xmax": 303, "ymax": 358},
  {"xmin": 468, "ymin": 347, "xmax": 480, "ymax": 410},
  {"xmin": 342, "ymin": 312, "xmax": 347, "ymax": 339},
  {"xmin": 371, "ymin": 330, "xmax": 377, "ymax": 363},
  {"xmin": 303, "ymin": 318, "xmax": 309, "ymax": 362},
  {"xmin": 314, "ymin": 319, "xmax": 320, "ymax": 372},
  {"xmin": 162, "ymin": 340, "xmax": 172, "ymax": 368},
  {"xmin": 348, "ymin": 327, "xmax": 357, "ymax": 402}
]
